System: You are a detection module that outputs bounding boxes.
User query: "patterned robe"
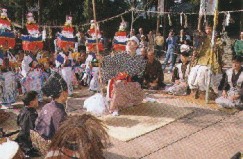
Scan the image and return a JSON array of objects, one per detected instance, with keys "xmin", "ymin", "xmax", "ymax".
[
  {"xmin": 0, "ymin": 71, "xmax": 17, "ymax": 106},
  {"xmin": 102, "ymin": 52, "xmax": 146, "ymax": 82},
  {"xmin": 21, "ymin": 69, "xmax": 43, "ymax": 101}
]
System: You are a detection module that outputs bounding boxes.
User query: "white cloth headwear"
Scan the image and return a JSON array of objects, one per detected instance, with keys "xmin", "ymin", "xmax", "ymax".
[{"xmin": 127, "ymin": 36, "xmax": 139, "ymax": 45}]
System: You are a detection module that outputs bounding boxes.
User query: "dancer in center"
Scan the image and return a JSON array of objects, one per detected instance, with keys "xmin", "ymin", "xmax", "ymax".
[{"xmin": 103, "ymin": 36, "xmax": 146, "ymax": 116}]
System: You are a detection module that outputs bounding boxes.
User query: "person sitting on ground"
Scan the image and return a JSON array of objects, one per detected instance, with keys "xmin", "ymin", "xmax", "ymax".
[
  {"xmin": 143, "ymin": 49, "xmax": 165, "ymax": 90},
  {"xmin": 215, "ymin": 56, "xmax": 243, "ymax": 108},
  {"xmin": 104, "ymin": 36, "xmax": 146, "ymax": 116},
  {"xmin": 15, "ymin": 91, "xmax": 41, "ymax": 158},
  {"xmin": 35, "ymin": 72, "xmax": 68, "ymax": 140},
  {"xmin": 45, "ymin": 114, "xmax": 109, "ymax": 159},
  {"xmin": 166, "ymin": 51, "xmax": 190, "ymax": 95}
]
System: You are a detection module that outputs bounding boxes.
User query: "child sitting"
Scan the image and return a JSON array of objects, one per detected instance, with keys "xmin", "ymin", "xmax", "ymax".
[{"xmin": 15, "ymin": 91, "xmax": 41, "ymax": 158}]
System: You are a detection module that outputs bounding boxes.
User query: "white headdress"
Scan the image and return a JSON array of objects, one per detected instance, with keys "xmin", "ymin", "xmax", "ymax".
[
  {"xmin": 27, "ymin": 12, "xmax": 36, "ymax": 24},
  {"xmin": 1, "ymin": 8, "xmax": 8, "ymax": 18}
]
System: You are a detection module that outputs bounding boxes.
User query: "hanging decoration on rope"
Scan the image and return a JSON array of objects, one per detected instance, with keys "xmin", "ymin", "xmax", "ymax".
[
  {"xmin": 180, "ymin": 13, "xmax": 183, "ymax": 26},
  {"xmin": 42, "ymin": 26, "xmax": 46, "ymax": 41},
  {"xmin": 225, "ymin": 11, "xmax": 230, "ymax": 26},
  {"xmin": 184, "ymin": 14, "xmax": 188, "ymax": 28},
  {"xmin": 48, "ymin": 26, "xmax": 52, "ymax": 38},
  {"xmin": 136, "ymin": 9, "xmax": 243, "ymax": 15},
  {"xmin": 0, "ymin": 8, "xmax": 15, "ymax": 49},
  {"xmin": 168, "ymin": 14, "xmax": 172, "ymax": 26},
  {"xmin": 21, "ymin": 12, "xmax": 43, "ymax": 51}
]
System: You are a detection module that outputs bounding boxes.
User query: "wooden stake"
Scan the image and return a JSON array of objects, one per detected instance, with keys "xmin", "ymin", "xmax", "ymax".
[
  {"xmin": 206, "ymin": 0, "xmax": 219, "ymax": 104},
  {"xmin": 92, "ymin": 0, "xmax": 104, "ymax": 95}
]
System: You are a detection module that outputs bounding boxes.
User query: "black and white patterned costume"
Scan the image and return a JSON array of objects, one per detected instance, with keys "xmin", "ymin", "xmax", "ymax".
[{"xmin": 102, "ymin": 52, "xmax": 146, "ymax": 82}]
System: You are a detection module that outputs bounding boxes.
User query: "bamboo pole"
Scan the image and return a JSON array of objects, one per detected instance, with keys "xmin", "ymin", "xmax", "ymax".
[
  {"xmin": 206, "ymin": 0, "xmax": 219, "ymax": 104},
  {"xmin": 197, "ymin": 15, "xmax": 202, "ymax": 31},
  {"xmin": 131, "ymin": 9, "xmax": 134, "ymax": 32},
  {"xmin": 92, "ymin": 0, "xmax": 99, "ymax": 55},
  {"xmin": 92, "ymin": 0, "xmax": 104, "ymax": 95}
]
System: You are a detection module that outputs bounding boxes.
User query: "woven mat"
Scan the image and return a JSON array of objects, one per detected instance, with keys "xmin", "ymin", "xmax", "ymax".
[{"xmin": 101, "ymin": 102, "xmax": 193, "ymax": 142}]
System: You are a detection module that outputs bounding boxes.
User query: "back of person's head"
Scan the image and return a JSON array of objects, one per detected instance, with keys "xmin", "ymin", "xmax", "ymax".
[
  {"xmin": 22, "ymin": 91, "xmax": 38, "ymax": 106},
  {"xmin": 42, "ymin": 72, "xmax": 68, "ymax": 99},
  {"xmin": 49, "ymin": 114, "xmax": 109, "ymax": 159}
]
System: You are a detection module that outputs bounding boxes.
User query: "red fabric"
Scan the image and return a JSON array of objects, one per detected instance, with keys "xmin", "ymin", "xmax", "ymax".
[
  {"xmin": 0, "ymin": 37, "xmax": 15, "ymax": 49},
  {"xmin": 113, "ymin": 44, "xmax": 126, "ymax": 51},
  {"xmin": 88, "ymin": 28, "xmax": 100, "ymax": 36},
  {"xmin": 22, "ymin": 41, "xmax": 43, "ymax": 51},
  {"xmin": 26, "ymin": 24, "xmax": 39, "ymax": 31},
  {"xmin": 87, "ymin": 43, "xmax": 104, "ymax": 51},
  {"xmin": 56, "ymin": 39, "xmax": 75, "ymax": 49},
  {"xmin": 0, "ymin": 19, "xmax": 11, "ymax": 27},
  {"xmin": 115, "ymin": 31, "xmax": 126, "ymax": 36},
  {"xmin": 108, "ymin": 72, "xmax": 131, "ymax": 98},
  {"xmin": 63, "ymin": 26, "xmax": 74, "ymax": 33}
]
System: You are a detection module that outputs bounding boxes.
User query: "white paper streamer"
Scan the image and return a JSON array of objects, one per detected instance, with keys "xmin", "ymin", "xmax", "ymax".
[
  {"xmin": 168, "ymin": 14, "xmax": 172, "ymax": 26},
  {"xmin": 180, "ymin": 13, "xmax": 183, "ymax": 26},
  {"xmin": 226, "ymin": 11, "xmax": 230, "ymax": 26},
  {"xmin": 184, "ymin": 14, "xmax": 188, "ymax": 28}
]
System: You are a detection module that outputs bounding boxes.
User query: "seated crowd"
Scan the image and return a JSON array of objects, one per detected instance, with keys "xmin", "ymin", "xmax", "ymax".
[{"xmin": 0, "ymin": 27, "xmax": 242, "ymax": 158}]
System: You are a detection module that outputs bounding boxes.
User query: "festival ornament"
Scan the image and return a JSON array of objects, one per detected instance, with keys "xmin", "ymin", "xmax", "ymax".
[
  {"xmin": 180, "ymin": 13, "xmax": 183, "ymax": 26},
  {"xmin": 113, "ymin": 18, "xmax": 127, "ymax": 51},
  {"xmin": 225, "ymin": 11, "xmax": 230, "ymax": 26},
  {"xmin": 21, "ymin": 12, "xmax": 43, "ymax": 51},
  {"xmin": 48, "ymin": 26, "xmax": 52, "ymax": 38},
  {"xmin": 168, "ymin": 14, "xmax": 172, "ymax": 26},
  {"xmin": 0, "ymin": 9, "xmax": 15, "ymax": 49},
  {"xmin": 184, "ymin": 14, "xmax": 188, "ymax": 28},
  {"xmin": 42, "ymin": 26, "xmax": 46, "ymax": 41},
  {"xmin": 27, "ymin": 12, "xmax": 36, "ymax": 24}
]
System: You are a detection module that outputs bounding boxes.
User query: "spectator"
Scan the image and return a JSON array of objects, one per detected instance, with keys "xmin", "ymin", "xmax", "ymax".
[
  {"xmin": 15, "ymin": 91, "xmax": 41, "ymax": 158},
  {"xmin": 143, "ymin": 49, "xmax": 165, "ymax": 90},
  {"xmin": 35, "ymin": 72, "xmax": 68, "ymax": 140},
  {"xmin": 137, "ymin": 27, "xmax": 144, "ymax": 41},
  {"xmin": 154, "ymin": 32, "xmax": 164, "ymax": 58},
  {"xmin": 234, "ymin": 32, "xmax": 243, "ymax": 56},
  {"xmin": 139, "ymin": 35, "xmax": 148, "ymax": 48},
  {"xmin": 147, "ymin": 31, "xmax": 155, "ymax": 50},
  {"xmin": 162, "ymin": 31, "xmax": 178, "ymax": 73}
]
